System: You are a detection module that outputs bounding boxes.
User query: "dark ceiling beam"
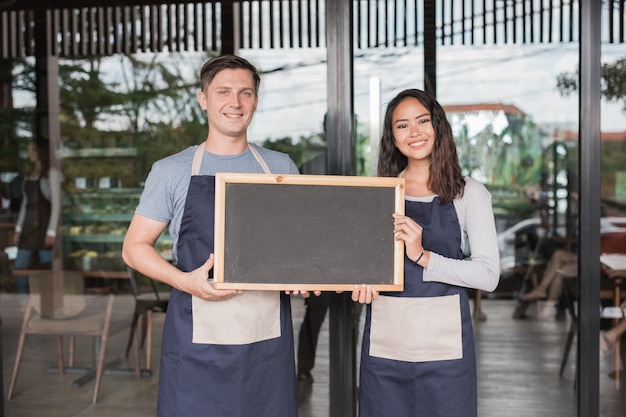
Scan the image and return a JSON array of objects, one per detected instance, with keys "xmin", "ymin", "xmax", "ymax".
[
  {"xmin": 0, "ymin": 0, "xmax": 15, "ymax": 10},
  {"xmin": 1, "ymin": 0, "xmax": 205, "ymax": 11}
]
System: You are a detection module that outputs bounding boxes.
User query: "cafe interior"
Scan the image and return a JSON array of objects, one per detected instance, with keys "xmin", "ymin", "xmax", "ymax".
[{"xmin": 1, "ymin": 1, "xmax": 626, "ymax": 416}]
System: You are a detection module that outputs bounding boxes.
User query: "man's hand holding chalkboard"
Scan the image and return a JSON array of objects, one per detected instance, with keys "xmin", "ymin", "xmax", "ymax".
[
  {"xmin": 180, "ymin": 254, "xmax": 321, "ymax": 300},
  {"xmin": 181, "ymin": 254, "xmax": 243, "ymax": 301}
]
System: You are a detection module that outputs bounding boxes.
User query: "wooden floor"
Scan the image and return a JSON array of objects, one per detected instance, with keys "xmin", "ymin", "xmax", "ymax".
[{"xmin": 1, "ymin": 293, "xmax": 625, "ymax": 417}]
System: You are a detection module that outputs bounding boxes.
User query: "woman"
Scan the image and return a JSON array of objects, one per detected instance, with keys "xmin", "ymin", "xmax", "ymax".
[
  {"xmin": 13, "ymin": 140, "xmax": 61, "ymax": 295},
  {"xmin": 352, "ymin": 89, "xmax": 500, "ymax": 416}
]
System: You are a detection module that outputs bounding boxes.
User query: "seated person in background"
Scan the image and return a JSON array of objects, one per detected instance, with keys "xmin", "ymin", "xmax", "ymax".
[
  {"xmin": 520, "ymin": 248, "xmax": 577, "ymax": 320},
  {"xmin": 519, "ymin": 217, "xmax": 625, "ymax": 320},
  {"xmin": 600, "ymin": 301, "xmax": 626, "ymax": 375},
  {"xmin": 601, "ymin": 305, "xmax": 626, "ymax": 358}
]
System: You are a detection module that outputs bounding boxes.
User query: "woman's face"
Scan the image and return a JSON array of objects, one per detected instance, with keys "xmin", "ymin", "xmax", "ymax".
[
  {"xmin": 27, "ymin": 143, "xmax": 39, "ymax": 162},
  {"xmin": 391, "ymin": 97, "xmax": 435, "ymax": 162}
]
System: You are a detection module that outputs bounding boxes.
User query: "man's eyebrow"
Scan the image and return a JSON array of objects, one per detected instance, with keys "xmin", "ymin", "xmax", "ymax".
[{"xmin": 212, "ymin": 85, "xmax": 254, "ymax": 92}]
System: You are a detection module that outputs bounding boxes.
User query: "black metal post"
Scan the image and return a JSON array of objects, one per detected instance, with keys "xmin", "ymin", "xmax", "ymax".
[
  {"xmin": 424, "ymin": 0, "xmax": 437, "ymax": 97},
  {"xmin": 221, "ymin": 1, "xmax": 236, "ymax": 54},
  {"xmin": 577, "ymin": 1, "xmax": 602, "ymax": 416},
  {"xmin": 0, "ymin": 316, "xmax": 4, "ymax": 417},
  {"xmin": 326, "ymin": 0, "xmax": 356, "ymax": 416},
  {"xmin": 326, "ymin": 0, "xmax": 356, "ymax": 177}
]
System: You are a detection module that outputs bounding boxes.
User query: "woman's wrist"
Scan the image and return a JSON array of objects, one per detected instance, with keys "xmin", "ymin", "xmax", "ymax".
[{"xmin": 414, "ymin": 250, "xmax": 425, "ymax": 265}]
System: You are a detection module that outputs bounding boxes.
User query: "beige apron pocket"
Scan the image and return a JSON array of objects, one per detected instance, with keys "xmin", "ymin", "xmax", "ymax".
[
  {"xmin": 192, "ymin": 291, "xmax": 281, "ymax": 345},
  {"xmin": 370, "ymin": 294, "xmax": 462, "ymax": 362}
]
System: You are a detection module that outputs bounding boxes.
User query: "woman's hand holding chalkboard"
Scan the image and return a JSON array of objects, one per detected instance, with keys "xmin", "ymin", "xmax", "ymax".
[
  {"xmin": 351, "ymin": 284, "xmax": 379, "ymax": 304},
  {"xmin": 285, "ymin": 290, "xmax": 322, "ymax": 298},
  {"xmin": 393, "ymin": 213, "xmax": 428, "ymax": 266},
  {"xmin": 181, "ymin": 254, "xmax": 243, "ymax": 301}
]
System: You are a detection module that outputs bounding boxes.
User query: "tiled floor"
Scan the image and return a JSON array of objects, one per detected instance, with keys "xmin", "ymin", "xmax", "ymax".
[{"xmin": 1, "ymin": 293, "xmax": 625, "ymax": 417}]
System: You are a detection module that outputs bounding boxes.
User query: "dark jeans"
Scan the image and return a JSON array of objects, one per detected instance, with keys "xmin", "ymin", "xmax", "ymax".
[{"xmin": 297, "ymin": 292, "xmax": 329, "ymax": 375}]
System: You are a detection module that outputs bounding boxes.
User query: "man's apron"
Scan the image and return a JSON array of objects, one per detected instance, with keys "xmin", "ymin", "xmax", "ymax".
[
  {"xmin": 358, "ymin": 197, "xmax": 477, "ymax": 417},
  {"xmin": 156, "ymin": 144, "xmax": 298, "ymax": 417}
]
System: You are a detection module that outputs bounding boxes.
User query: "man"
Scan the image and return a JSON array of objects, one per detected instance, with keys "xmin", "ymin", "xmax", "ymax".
[{"xmin": 122, "ymin": 54, "xmax": 301, "ymax": 417}]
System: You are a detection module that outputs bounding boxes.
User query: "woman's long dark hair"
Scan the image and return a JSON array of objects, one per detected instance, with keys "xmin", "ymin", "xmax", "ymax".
[{"xmin": 377, "ymin": 89, "xmax": 464, "ymax": 204}]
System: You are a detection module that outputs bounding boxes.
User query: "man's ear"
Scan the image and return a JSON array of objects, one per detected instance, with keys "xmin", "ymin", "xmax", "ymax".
[{"xmin": 198, "ymin": 90, "xmax": 207, "ymax": 110}]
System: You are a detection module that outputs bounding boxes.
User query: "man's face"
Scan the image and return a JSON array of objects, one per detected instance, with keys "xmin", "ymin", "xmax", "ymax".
[{"xmin": 198, "ymin": 68, "xmax": 258, "ymax": 140}]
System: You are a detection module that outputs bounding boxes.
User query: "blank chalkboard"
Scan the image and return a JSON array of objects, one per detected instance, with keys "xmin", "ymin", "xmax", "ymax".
[{"xmin": 212, "ymin": 173, "xmax": 405, "ymax": 291}]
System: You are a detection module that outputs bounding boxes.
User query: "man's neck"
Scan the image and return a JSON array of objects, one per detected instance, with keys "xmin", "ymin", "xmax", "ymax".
[{"xmin": 204, "ymin": 135, "xmax": 249, "ymax": 155}]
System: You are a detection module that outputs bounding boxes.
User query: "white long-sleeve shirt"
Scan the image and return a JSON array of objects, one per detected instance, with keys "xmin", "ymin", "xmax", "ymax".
[{"xmin": 408, "ymin": 177, "xmax": 500, "ymax": 293}]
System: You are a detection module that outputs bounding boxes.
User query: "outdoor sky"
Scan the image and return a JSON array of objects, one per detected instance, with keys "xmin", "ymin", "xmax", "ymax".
[{"xmin": 243, "ymin": 43, "xmax": 626, "ymax": 142}]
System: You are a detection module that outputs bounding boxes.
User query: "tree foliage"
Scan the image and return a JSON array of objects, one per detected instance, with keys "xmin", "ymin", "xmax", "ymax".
[
  {"xmin": 4, "ymin": 53, "xmax": 213, "ymax": 183},
  {"xmin": 1, "ymin": 59, "xmax": 35, "ymax": 172},
  {"xmin": 112, "ymin": 53, "xmax": 210, "ymax": 133},
  {"xmin": 59, "ymin": 58, "xmax": 126, "ymax": 130},
  {"xmin": 451, "ymin": 110, "xmax": 543, "ymax": 187},
  {"xmin": 262, "ymin": 122, "xmax": 371, "ymax": 176},
  {"xmin": 556, "ymin": 56, "xmax": 626, "ymax": 203},
  {"xmin": 556, "ymin": 57, "xmax": 626, "ymax": 113}
]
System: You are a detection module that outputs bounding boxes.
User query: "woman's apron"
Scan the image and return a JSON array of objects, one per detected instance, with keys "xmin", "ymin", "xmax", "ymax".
[
  {"xmin": 358, "ymin": 197, "xmax": 477, "ymax": 417},
  {"xmin": 19, "ymin": 177, "xmax": 49, "ymax": 250},
  {"xmin": 156, "ymin": 144, "xmax": 298, "ymax": 417}
]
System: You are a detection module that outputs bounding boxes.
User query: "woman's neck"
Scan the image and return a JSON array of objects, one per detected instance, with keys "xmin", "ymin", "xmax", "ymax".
[
  {"xmin": 30, "ymin": 161, "xmax": 42, "ymax": 177},
  {"xmin": 402, "ymin": 163, "xmax": 433, "ymax": 197},
  {"xmin": 402, "ymin": 159, "xmax": 430, "ymax": 180}
]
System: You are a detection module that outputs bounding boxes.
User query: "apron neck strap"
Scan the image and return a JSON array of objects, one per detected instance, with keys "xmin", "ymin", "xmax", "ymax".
[
  {"xmin": 248, "ymin": 144, "xmax": 272, "ymax": 174},
  {"xmin": 191, "ymin": 143, "xmax": 205, "ymax": 176},
  {"xmin": 191, "ymin": 142, "xmax": 272, "ymax": 176}
]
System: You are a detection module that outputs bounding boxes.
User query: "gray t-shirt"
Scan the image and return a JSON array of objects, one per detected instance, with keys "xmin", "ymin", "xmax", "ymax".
[{"xmin": 135, "ymin": 143, "xmax": 299, "ymax": 261}]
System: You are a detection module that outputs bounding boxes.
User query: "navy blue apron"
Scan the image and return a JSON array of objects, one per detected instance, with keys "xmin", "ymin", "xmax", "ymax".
[
  {"xmin": 358, "ymin": 196, "xmax": 477, "ymax": 417},
  {"xmin": 156, "ymin": 144, "xmax": 298, "ymax": 417}
]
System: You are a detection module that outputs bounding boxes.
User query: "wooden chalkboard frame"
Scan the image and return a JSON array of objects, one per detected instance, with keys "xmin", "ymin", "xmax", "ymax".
[{"xmin": 212, "ymin": 173, "xmax": 405, "ymax": 291}]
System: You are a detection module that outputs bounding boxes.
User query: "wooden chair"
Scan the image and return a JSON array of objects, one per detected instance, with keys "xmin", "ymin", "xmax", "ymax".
[
  {"xmin": 124, "ymin": 269, "xmax": 169, "ymax": 372},
  {"xmin": 6, "ymin": 270, "xmax": 116, "ymax": 404}
]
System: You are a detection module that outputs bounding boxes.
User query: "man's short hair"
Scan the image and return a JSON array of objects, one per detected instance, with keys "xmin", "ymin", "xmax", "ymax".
[{"xmin": 199, "ymin": 54, "xmax": 261, "ymax": 94}]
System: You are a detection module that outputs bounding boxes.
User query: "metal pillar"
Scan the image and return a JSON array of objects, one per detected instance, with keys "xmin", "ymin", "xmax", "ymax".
[
  {"xmin": 577, "ymin": 1, "xmax": 602, "ymax": 416},
  {"xmin": 0, "ymin": 316, "xmax": 3, "ymax": 416},
  {"xmin": 221, "ymin": 1, "xmax": 237, "ymax": 54},
  {"xmin": 424, "ymin": 0, "xmax": 437, "ymax": 97},
  {"xmin": 326, "ymin": 0, "xmax": 357, "ymax": 416}
]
